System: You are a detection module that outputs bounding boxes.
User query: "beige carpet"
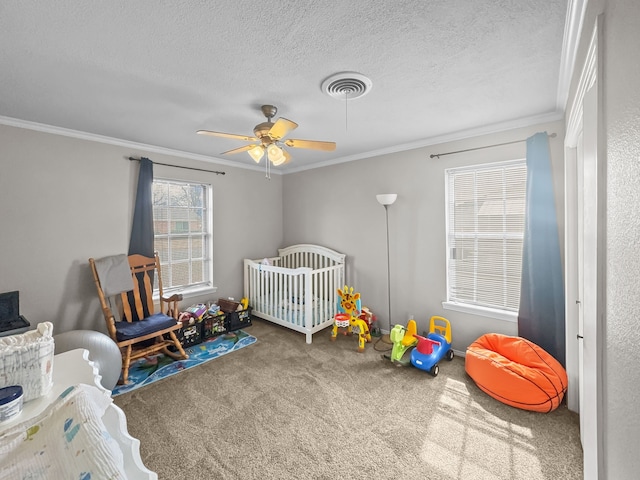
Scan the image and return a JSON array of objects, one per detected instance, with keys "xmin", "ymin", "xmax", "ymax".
[{"xmin": 114, "ymin": 319, "xmax": 583, "ymax": 480}]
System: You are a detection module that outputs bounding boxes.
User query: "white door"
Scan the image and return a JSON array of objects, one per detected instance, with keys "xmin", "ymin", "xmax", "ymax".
[
  {"xmin": 580, "ymin": 82, "xmax": 601, "ymax": 478},
  {"xmin": 576, "ymin": 129, "xmax": 585, "ymax": 445},
  {"xmin": 565, "ymin": 129, "xmax": 587, "ymax": 444}
]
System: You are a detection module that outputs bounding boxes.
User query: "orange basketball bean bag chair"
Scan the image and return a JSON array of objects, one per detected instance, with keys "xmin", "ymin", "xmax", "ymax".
[{"xmin": 465, "ymin": 333, "xmax": 567, "ymax": 413}]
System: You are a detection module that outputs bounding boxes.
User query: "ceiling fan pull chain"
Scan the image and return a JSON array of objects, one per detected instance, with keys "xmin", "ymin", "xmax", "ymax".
[{"xmin": 345, "ymin": 91, "xmax": 348, "ymax": 132}]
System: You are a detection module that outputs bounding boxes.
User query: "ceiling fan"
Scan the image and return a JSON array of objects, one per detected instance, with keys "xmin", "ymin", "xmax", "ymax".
[{"xmin": 197, "ymin": 105, "xmax": 336, "ymax": 166}]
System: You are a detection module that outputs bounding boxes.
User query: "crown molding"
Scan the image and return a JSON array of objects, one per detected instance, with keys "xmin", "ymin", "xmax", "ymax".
[
  {"xmin": 556, "ymin": 0, "xmax": 589, "ymax": 113},
  {"xmin": 284, "ymin": 110, "xmax": 564, "ymax": 174},
  {"xmin": 0, "ymin": 108, "xmax": 563, "ymax": 177},
  {"xmin": 0, "ymin": 115, "xmax": 280, "ymax": 175}
]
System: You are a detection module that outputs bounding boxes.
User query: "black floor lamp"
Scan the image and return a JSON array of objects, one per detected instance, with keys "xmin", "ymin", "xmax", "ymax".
[{"xmin": 376, "ymin": 193, "xmax": 397, "ymax": 343}]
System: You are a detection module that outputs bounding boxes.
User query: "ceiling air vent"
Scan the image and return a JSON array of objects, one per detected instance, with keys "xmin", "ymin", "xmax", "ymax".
[{"xmin": 321, "ymin": 72, "xmax": 372, "ymax": 100}]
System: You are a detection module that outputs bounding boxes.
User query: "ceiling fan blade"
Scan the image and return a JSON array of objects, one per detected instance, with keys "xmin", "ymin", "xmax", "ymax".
[
  {"xmin": 197, "ymin": 130, "xmax": 259, "ymax": 142},
  {"xmin": 221, "ymin": 144, "xmax": 258, "ymax": 155},
  {"xmin": 284, "ymin": 138, "xmax": 336, "ymax": 151},
  {"xmin": 268, "ymin": 118, "xmax": 298, "ymax": 140}
]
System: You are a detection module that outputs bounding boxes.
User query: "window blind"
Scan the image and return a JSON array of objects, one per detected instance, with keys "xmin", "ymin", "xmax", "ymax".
[
  {"xmin": 152, "ymin": 179, "xmax": 212, "ymax": 292},
  {"xmin": 445, "ymin": 161, "xmax": 526, "ymax": 312}
]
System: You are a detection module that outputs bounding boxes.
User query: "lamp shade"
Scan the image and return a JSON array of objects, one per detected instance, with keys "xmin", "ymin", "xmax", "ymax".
[
  {"xmin": 267, "ymin": 144, "xmax": 283, "ymax": 162},
  {"xmin": 248, "ymin": 145, "xmax": 264, "ymax": 163},
  {"xmin": 376, "ymin": 194, "xmax": 397, "ymax": 206}
]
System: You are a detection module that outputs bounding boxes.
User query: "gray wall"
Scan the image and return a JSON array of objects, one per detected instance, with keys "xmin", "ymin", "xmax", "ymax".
[
  {"xmin": 0, "ymin": 124, "xmax": 283, "ymax": 335},
  {"xmin": 568, "ymin": 0, "xmax": 640, "ymax": 477},
  {"xmin": 283, "ymin": 120, "xmax": 565, "ymax": 352},
  {"xmin": 0, "ymin": 117, "xmax": 566, "ymax": 355}
]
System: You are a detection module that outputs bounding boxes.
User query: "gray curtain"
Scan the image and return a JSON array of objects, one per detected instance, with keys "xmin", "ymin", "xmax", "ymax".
[
  {"xmin": 518, "ymin": 132, "xmax": 566, "ymax": 366},
  {"xmin": 128, "ymin": 157, "xmax": 154, "ymax": 257},
  {"xmin": 128, "ymin": 157, "xmax": 154, "ymax": 321}
]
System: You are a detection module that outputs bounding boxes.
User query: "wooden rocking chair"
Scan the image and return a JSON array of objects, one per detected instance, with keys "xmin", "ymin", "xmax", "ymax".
[{"xmin": 89, "ymin": 253, "xmax": 188, "ymax": 385}]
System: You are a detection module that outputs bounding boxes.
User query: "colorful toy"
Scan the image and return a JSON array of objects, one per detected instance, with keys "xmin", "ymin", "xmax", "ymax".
[
  {"xmin": 359, "ymin": 306, "xmax": 376, "ymax": 330},
  {"xmin": 388, "ymin": 319, "xmax": 419, "ymax": 366},
  {"xmin": 240, "ymin": 297, "xmax": 249, "ymax": 310},
  {"xmin": 331, "ymin": 285, "xmax": 371, "ymax": 352},
  {"xmin": 185, "ymin": 303, "xmax": 207, "ymax": 320},
  {"xmin": 409, "ymin": 316, "xmax": 454, "ymax": 376}
]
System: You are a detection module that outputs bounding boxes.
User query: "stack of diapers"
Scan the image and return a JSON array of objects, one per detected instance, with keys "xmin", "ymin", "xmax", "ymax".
[{"xmin": 0, "ymin": 322, "xmax": 54, "ymax": 402}]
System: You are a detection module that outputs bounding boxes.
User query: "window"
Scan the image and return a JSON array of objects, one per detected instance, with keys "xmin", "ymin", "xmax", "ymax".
[
  {"xmin": 444, "ymin": 160, "xmax": 526, "ymax": 320},
  {"xmin": 152, "ymin": 179, "xmax": 212, "ymax": 295}
]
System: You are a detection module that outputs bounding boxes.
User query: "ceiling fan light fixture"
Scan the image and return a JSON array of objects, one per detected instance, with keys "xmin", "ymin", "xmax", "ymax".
[
  {"xmin": 267, "ymin": 144, "xmax": 285, "ymax": 164},
  {"xmin": 248, "ymin": 145, "xmax": 264, "ymax": 163},
  {"xmin": 271, "ymin": 156, "xmax": 286, "ymax": 167},
  {"xmin": 197, "ymin": 104, "xmax": 336, "ymax": 174}
]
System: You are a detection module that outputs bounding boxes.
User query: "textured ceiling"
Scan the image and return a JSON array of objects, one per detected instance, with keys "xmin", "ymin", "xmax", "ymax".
[{"xmin": 0, "ymin": 0, "xmax": 568, "ymax": 172}]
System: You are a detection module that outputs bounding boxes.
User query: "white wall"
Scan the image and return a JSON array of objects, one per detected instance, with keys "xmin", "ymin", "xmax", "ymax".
[
  {"xmin": 0, "ymin": 124, "xmax": 283, "ymax": 335},
  {"xmin": 604, "ymin": 1, "xmax": 640, "ymax": 474},
  {"xmin": 283, "ymin": 120, "xmax": 565, "ymax": 352}
]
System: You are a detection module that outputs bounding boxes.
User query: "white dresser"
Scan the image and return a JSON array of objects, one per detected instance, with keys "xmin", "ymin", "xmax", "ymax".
[{"xmin": 0, "ymin": 348, "xmax": 156, "ymax": 479}]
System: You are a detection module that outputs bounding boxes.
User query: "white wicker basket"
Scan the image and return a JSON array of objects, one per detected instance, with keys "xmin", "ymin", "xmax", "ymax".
[{"xmin": 0, "ymin": 322, "xmax": 54, "ymax": 402}]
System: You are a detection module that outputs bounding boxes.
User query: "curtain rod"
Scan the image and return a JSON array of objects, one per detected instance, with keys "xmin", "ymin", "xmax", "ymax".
[
  {"xmin": 128, "ymin": 157, "xmax": 225, "ymax": 175},
  {"xmin": 429, "ymin": 132, "xmax": 557, "ymax": 159}
]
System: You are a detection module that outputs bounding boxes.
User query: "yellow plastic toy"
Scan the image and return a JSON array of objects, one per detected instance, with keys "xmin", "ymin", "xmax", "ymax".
[
  {"xmin": 428, "ymin": 315, "xmax": 452, "ymax": 344},
  {"xmin": 388, "ymin": 319, "xmax": 419, "ymax": 365},
  {"xmin": 240, "ymin": 297, "xmax": 249, "ymax": 310},
  {"xmin": 331, "ymin": 285, "xmax": 372, "ymax": 352}
]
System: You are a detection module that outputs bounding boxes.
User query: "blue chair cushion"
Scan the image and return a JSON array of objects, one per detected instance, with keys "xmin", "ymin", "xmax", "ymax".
[{"xmin": 115, "ymin": 313, "xmax": 178, "ymax": 342}]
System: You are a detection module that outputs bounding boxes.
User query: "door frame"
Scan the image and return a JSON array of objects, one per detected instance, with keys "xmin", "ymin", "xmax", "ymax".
[{"xmin": 564, "ymin": 14, "xmax": 605, "ymax": 479}]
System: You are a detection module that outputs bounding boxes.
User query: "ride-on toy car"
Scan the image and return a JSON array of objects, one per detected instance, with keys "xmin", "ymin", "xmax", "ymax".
[{"xmin": 410, "ymin": 316, "xmax": 454, "ymax": 376}]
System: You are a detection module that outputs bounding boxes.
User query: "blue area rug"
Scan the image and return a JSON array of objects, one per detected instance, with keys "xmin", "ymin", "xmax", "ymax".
[{"xmin": 112, "ymin": 330, "xmax": 257, "ymax": 396}]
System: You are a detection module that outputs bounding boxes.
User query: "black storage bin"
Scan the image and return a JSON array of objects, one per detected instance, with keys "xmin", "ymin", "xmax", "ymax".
[
  {"xmin": 0, "ymin": 291, "xmax": 30, "ymax": 337},
  {"xmin": 174, "ymin": 320, "xmax": 203, "ymax": 347},
  {"xmin": 202, "ymin": 314, "xmax": 227, "ymax": 339},
  {"xmin": 225, "ymin": 308, "xmax": 252, "ymax": 332}
]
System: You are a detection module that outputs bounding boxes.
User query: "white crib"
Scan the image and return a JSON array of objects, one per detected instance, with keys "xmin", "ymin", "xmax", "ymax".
[{"xmin": 244, "ymin": 244, "xmax": 345, "ymax": 343}]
